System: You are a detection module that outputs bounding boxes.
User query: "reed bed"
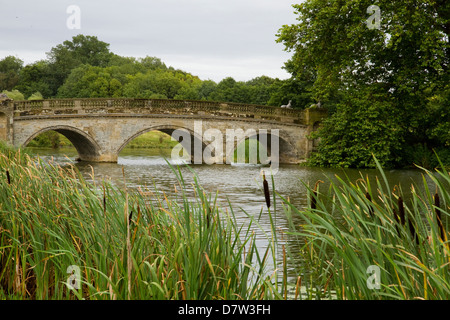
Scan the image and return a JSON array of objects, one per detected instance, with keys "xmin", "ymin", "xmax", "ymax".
[
  {"xmin": 281, "ymin": 157, "xmax": 450, "ymax": 300},
  {"xmin": 0, "ymin": 142, "xmax": 276, "ymax": 300},
  {"xmin": 3, "ymin": 140, "xmax": 448, "ymax": 300}
]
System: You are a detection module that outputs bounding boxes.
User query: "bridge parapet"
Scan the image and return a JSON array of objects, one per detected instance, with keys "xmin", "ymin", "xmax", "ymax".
[{"xmin": 10, "ymin": 98, "xmax": 307, "ymax": 124}]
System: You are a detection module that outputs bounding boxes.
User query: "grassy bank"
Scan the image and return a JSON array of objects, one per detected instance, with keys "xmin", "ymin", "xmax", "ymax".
[
  {"xmin": 121, "ymin": 131, "xmax": 179, "ymax": 150},
  {"xmin": 0, "ymin": 142, "xmax": 277, "ymax": 300}
]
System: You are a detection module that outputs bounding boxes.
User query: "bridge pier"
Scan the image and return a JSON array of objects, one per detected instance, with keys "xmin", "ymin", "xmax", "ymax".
[
  {"xmin": 0, "ymin": 98, "xmax": 14, "ymax": 145},
  {"xmin": 76, "ymin": 153, "xmax": 118, "ymax": 163}
]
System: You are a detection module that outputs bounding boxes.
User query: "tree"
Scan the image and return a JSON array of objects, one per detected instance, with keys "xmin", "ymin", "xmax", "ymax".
[
  {"xmin": 267, "ymin": 76, "xmax": 314, "ymax": 108},
  {"xmin": 0, "ymin": 56, "xmax": 23, "ymax": 91},
  {"xmin": 15, "ymin": 60, "xmax": 52, "ymax": 98},
  {"xmin": 208, "ymin": 77, "xmax": 252, "ymax": 103},
  {"xmin": 1, "ymin": 89, "xmax": 24, "ymax": 100},
  {"xmin": 57, "ymin": 65, "xmax": 123, "ymax": 98},
  {"xmin": 28, "ymin": 92, "xmax": 44, "ymax": 100},
  {"xmin": 108, "ymin": 55, "xmax": 167, "ymax": 75},
  {"xmin": 277, "ymin": 0, "xmax": 450, "ymax": 168},
  {"xmin": 197, "ymin": 80, "xmax": 217, "ymax": 100},
  {"xmin": 46, "ymin": 35, "xmax": 113, "ymax": 96}
]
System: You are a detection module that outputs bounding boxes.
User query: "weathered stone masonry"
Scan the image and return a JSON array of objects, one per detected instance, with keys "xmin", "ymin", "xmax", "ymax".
[{"xmin": 0, "ymin": 98, "xmax": 326, "ymax": 164}]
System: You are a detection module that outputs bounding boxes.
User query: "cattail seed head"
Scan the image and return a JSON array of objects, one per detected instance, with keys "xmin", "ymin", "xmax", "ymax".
[
  {"xmin": 263, "ymin": 172, "xmax": 270, "ymax": 208},
  {"xmin": 434, "ymin": 192, "xmax": 446, "ymax": 242},
  {"xmin": 398, "ymin": 196, "xmax": 405, "ymax": 225},
  {"xmin": 365, "ymin": 192, "xmax": 374, "ymax": 217},
  {"xmin": 6, "ymin": 170, "xmax": 10, "ymax": 185},
  {"xmin": 310, "ymin": 192, "xmax": 316, "ymax": 210},
  {"xmin": 103, "ymin": 189, "xmax": 106, "ymax": 214},
  {"xmin": 393, "ymin": 206, "xmax": 399, "ymax": 224},
  {"xmin": 310, "ymin": 180, "xmax": 322, "ymax": 210},
  {"xmin": 206, "ymin": 207, "xmax": 211, "ymax": 228},
  {"xmin": 434, "ymin": 192, "xmax": 440, "ymax": 209},
  {"xmin": 408, "ymin": 216, "xmax": 419, "ymax": 245}
]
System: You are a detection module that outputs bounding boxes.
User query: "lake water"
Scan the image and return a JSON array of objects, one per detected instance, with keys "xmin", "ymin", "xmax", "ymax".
[{"xmin": 28, "ymin": 146, "xmax": 439, "ymax": 288}]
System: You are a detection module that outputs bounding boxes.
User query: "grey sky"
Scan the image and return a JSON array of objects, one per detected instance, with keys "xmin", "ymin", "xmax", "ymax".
[{"xmin": 0, "ymin": 0, "xmax": 300, "ymax": 82}]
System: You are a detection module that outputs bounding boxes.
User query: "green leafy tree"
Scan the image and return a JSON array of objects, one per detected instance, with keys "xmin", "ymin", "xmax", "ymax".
[
  {"xmin": 123, "ymin": 69, "xmax": 194, "ymax": 99},
  {"xmin": 277, "ymin": 0, "xmax": 450, "ymax": 168},
  {"xmin": 15, "ymin": 60, "xmax": 52, "ymax": 98},
  {"xmin": 208, "ymin": 77, "xmax": 252, "ymax": 103},
  {"xmin": 108, "ymin": 55, "xmax": 167, "ymax": 75},
  {"xmin": 244, "ymin": 76, "xmax": 279, "ymax": 106},
  {"xmin": 1, "ymin": 89, "xmax": 25, "ymax": 100},
  {"xmin": 267, "ymin": 77, "xmax": 314, "ymax": 108},
  {"xmin": 28, "ymin": 92, "xmax": 43, "ymax": 100},
  {"xmin": 46, "ymin": 35, "xmax": 113, "ymax": 96},
  {"xmin": 57, "ymin": 65, "xmax": 123, "ymax": 98},
  {"xmin": 197, "ymin": 80, "xmax": 217, "ymax": 100},
  {"xmin": 0, "ymin": 56, "xmax": 23, "ymax": 91}
]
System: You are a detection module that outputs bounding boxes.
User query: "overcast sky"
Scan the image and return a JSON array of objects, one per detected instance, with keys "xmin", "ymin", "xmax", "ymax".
[{"xmin": 0, "ymin": 0, "xmax": 300, "ymax": 82}]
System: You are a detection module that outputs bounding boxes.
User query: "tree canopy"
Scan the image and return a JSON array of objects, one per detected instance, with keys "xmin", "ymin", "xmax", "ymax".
[
  {"xmin": 0, "ymin": 34, "xmax": 303, "ymax": 108},
  {"xmin": 277, "ymin": 0, "xmax": 449, "ymax": 168},
  {"xmin": 0, "ymin": 56, "xmax": 23, "ymax": 91}
]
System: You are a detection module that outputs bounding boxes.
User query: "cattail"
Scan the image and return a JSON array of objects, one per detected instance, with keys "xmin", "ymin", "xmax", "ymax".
[
  {"xmin": 365, "ymin": 192, "xmax": 374, "ymax": 217},
  {"xmin": 132, "ymin": 205, "xmax": 141, "ymax": 246},
  {"xmin": 103, "ymin": 188, "xmax": 107, "ymax": 215},
  {"xmin": 263, "ymin": 172, "xmax": 270, "ymax": 208},
  {"xmin": 310, "ymin": 180, "xmax": 322, "ymax": 210},
  {"xmin": 393, "ymin": 206, "xmax": 399, "ymax": 223},
  {"xmin": 408, "ymin": 215, "xmax": 419, "ymax": 245},
  {"xmin": 397, "ymin": 196, "xmax": 405, "ymax": 225},
  {"xmin": 310, "ymin": 191, "xmax": 316, "ymax": 210},
  {"xmin": 129, "ymin": 210, "xmax": 133, "ymax": 226},
  {"xmin": 206, "ymin": 206, "xmax": 212, "ymax": 228},
  {"xmin": 435, "ymin": 192, "xmax": 440, "ymax": 208},
  {"xmin": 435, "ymin": 192, "xmax": 446, "ymax": 242},
  {"xmin": 392, "ymin": 206, "xmax": 401, "ymax": 236},
  {"xmin": 6, "ymin": 170, "xmax": 10, "ymax": 184},
  {"xmin": 398, "ymin": 195, "xmax": 419, "ymax": 244}
]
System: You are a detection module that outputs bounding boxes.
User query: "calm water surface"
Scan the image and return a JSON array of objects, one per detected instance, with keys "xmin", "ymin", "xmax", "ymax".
[{"xmin": 29, "ymin": 147, "xmax": 438, "ymax": 286}]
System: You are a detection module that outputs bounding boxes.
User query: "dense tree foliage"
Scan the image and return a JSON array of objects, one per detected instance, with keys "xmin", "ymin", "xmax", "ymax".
[
  {"xmin": 45, "ymin": 35, "xmax": 114, "ymax": 96},
  {"xmin": 0, "ymin": 34, "xmax": 304, "ymax": 107},
  {"xmin": 0, "ymin": 56, "xmax": 23, "ymax": 91},
  {"xmin": 277, "ymin": 0, "xmax": 449, "ymax": 168}
]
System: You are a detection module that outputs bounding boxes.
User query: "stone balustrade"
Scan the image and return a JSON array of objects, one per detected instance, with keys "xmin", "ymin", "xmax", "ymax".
[{"xmin": 10, "ymin": 98, "xmax": 306, "ymax": 124}]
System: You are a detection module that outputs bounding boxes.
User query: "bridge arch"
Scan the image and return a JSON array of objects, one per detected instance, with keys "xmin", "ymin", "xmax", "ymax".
[
  {"xmin": 23, "ymin": 125, "xmax": 102, "ymax": 162},
  {"xmin": 226, "ymin": 130, "xmax": 299, "ymax": 164},
  {"xmin": 117, "ymin": 125, "xmax": 208, "ymax": 163}
]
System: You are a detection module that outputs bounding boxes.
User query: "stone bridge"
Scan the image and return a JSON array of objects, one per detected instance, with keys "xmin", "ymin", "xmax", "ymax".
[{"xmin": 0, "ymin": 98, "xmax": 326, "ymax": 164}]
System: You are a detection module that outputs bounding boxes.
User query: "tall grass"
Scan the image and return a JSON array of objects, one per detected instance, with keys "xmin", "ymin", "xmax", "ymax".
[
  {"xmin": 0, "ymin": 142, "xmax": 276, "ymax": 300},
  {"xmin": 3, "ymin": 140, "xmax": 448, "ymax": 300},
  {"xmin": 281, "ymin": 157, "xmax": 450, "ymax": 299}
]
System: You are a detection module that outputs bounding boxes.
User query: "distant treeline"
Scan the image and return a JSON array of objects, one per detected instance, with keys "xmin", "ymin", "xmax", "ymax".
[{"xmin": 0, "ymin": 34, "xmax": 313, "ymax": 109}]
